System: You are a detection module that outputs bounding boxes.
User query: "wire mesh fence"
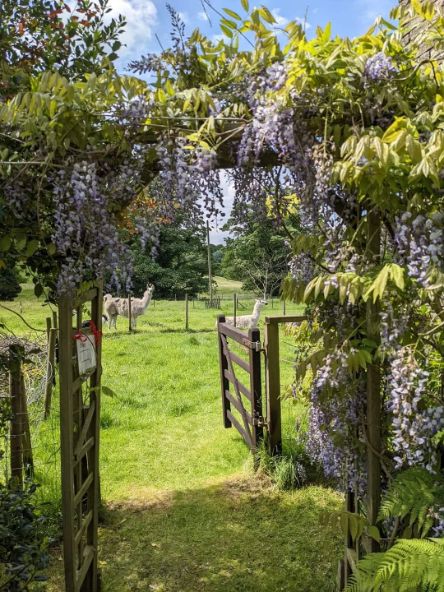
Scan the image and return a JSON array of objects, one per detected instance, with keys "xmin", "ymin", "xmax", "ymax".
[{"xmin": 0, "ymin": 334, "xmax": 61, "ymax": 514}]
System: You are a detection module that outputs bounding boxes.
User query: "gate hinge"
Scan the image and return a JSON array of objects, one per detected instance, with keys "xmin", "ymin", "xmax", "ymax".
[
  {"xmin": 253, "ymin": 415, "xmax": 267, "ymax": 427},
  {"xmin": 241, "ymin": 339, "xmax": 263, "ymax": 352}
]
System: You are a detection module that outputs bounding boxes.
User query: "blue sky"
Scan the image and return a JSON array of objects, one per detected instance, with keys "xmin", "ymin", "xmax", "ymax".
[
  {"xmin": 110, "ymin": 0, "xmax": 395, "ymax": 71},
  {"xmin": 107, "ymin": 0, "xmax": 395, "ymax": 242}
]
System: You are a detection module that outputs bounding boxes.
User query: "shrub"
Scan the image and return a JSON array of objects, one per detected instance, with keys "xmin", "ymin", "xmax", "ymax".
[
  {"xmin": 0, "ymin": 483, "xmax": 48, "ymax": 590},
  {"xmin": 258, "ymin": 445, "xmax": 308, "ymax": 490},
  {"xmin": 0, "ymin": 265, "xmax": 22, "ymax": 301}
]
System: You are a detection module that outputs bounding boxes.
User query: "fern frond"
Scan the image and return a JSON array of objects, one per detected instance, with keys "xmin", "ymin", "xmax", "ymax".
[
  {"xmin": 346, "ymin": 538, "xmax": 444, "ymax": 592},
  {"xmin": 379, "ymin": 467, "xmax": 444, "ymax": 537}
]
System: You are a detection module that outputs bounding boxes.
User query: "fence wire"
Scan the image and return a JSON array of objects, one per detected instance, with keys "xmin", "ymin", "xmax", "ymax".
[{"xmin": 0, "ymin": 341, "xmax": 61, "ymax": 503}]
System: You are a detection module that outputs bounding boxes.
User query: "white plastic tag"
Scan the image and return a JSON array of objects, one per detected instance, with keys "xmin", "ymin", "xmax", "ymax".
[{"xmin": 75, "ymin": 331, "xmax": 97, "ymax": 379}]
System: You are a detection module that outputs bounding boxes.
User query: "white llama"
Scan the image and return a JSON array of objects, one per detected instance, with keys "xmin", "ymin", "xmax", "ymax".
[
  {"xmin": 103, "ymin": 284, "xmax": 154, "ymax": 330},
  {"xmin": 103, "ymin": 294, "xmax": 119, "ymax": 330},
  {"xmin": 223, "ymin": 299, "xmax": 268, "ymax": 329}
]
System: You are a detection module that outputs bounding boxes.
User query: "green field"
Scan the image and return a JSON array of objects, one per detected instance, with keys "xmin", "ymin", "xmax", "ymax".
[{"xmin": 0, "ymin": 284, "xmax": 342, "ymax": 591}]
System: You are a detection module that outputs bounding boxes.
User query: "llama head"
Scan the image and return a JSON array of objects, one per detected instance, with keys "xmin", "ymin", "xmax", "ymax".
[
  {"xmin": 254, "ymin": 299, "xmax": 268, "ymax": 311},
  {"xmin": 104, "ymin": 293, "xmax": 113, "ymax": 301}
]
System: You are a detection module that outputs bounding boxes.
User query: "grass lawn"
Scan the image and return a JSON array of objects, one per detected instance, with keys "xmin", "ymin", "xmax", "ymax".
[{"xmin": 1, "ymin": 284, "xmax": 342, "ymax": 591}]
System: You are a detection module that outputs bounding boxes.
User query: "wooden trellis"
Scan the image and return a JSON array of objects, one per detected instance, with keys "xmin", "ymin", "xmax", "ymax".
[{"xmin": 59, "ymin": 283, "xmax": 103, "ymax": 592}]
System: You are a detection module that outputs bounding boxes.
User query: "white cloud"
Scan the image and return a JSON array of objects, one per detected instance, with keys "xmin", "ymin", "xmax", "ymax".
[
  {"xmin": 357, "ymin": 0, "xmax": 393, "ymax": 24},
  {"xmin": 272, "ymin": 8, "xmax": 311, "ymax": 32},
  {"xmin": 198, "ymin": 11, "xmax": 209, "ymax": 22},
  {"xmin": 272, "ymin": 8, "xmax": 289, "ymax": 28},
  {"xmin": 177, "ymin": 11, "xmax": 189, "ymax": 24},
  {"xmin": 295, "ymin": 16, "xmax": 311, "ymax": 31},
  {"xmin": 106, "ymin": 0, "xmax": 157, "ymax": 58}
]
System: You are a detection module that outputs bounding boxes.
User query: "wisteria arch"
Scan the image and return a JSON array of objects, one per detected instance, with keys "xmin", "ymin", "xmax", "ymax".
[{"xmin": 1, "ymin": 0, "xmax": 443, "ymax": 586}]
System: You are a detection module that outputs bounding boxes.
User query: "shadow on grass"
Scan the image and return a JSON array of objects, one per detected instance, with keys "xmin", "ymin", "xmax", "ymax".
[
  {"xmin": 157, "ymin": 327, "xmax": 215, "ymax": 334},
  {"xmin": 48, "ymin": 478, "xmax": 341, "ymax": 592}
]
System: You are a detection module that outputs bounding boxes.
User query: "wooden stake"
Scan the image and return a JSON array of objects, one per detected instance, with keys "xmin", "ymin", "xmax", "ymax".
[
  {"xmin": 233, "ymin": 293, "xmax": 237, "ymax": 327},
  {"xmin": 20, "ymin": 373, "xmax": 33, "ymax": 479},
  {"xmin": 46, "ymin": 316, "xmax": 52, "ymax": 340},
  {"xmin": 9, "ymin": 345, "xmax": 23, "ymax": 488},
  {"xmin": 44, "ymin": 327, "xmax": 57, "ymax": 419},
  {"xmin": 207, "ymin": 220, "xmax": 213, "ymax": 305},
  {"xmin": 128, "ymin": 295, "xmax": 132, "ymax": 332}
]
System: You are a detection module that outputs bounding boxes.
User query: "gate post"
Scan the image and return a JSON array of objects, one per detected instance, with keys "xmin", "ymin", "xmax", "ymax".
[
  {"xmin": 59, "ymin": 283, "xmax": 103, "ymax": 592},
  {"xmin": 248, "ymin": 327, "xmax": 263, "ymax": 450},
  {"xmin": 59, "ymin": 292, "xmax": 76, "ymax": 591},
  {"xmin": 366, "ymin": 212, "xmax": 382, "ymax": 551},
  {"xmin": 264, "ymin": 318, "xmax": 282, "ymax": 455},
  {"xmin": 217, "ymin": 315, "xmax": 231, "ymax": 428}
]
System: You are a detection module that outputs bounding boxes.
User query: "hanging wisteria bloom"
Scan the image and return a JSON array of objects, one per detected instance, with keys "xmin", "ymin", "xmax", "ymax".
[
  {"xmin": 387, "ymin": 348, "xmax": 444, "ymax": 472},
  {"xmin": 364, "ymin": 52, "xmax": 398, "ymax": 81},
  {"xmin": 53, "ymin": 161, "xmax": 132, "ymax": 295},
  {"xmin": 395, "ymin": 211, "xmax": 444, "ymax": 286},
  {"xmin": 155, "ymin": 134, "xmax": 224, "ymax": 220}
]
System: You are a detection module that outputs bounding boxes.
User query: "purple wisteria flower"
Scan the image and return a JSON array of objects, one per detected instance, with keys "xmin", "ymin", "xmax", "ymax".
[
  {"xmin": 395, "ymin": 211, "xmax": 444, "ymax": 286},
  {"xmin": 387, "ymin": 348, "xmax": 444, "ymax": 472},
  {"xmin": 364, "ymin": 52, "xmax": 398, "ymax": 81}
]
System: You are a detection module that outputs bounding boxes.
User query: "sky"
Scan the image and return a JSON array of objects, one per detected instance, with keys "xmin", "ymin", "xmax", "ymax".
[{"xmin": 107, "ymin": 0, "xmax": 396, "ymax": 242}]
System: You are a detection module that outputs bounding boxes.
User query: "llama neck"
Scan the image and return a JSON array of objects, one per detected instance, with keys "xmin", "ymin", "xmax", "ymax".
[
  {"xmin": 141, "ymin": 289, "xmax": 151, "ymax": 310},
  {"xmin": 252, "ymin": 303, "xmax": 262, "ymax": 320}
]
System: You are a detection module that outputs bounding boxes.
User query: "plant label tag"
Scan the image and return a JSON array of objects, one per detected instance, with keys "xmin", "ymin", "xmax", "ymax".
[{"xmin": 75, "ymin": 331, "xmax": 97, "ymax": 379}]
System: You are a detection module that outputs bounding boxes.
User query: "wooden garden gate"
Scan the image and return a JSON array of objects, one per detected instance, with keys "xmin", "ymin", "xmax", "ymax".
[
  {"xmin": 217, "ymin": 315, "xmax": 264, "ymax": 451},
  {"xmin": 217, "ymin": 314, "xmax": 307, "ymax": 456},
  {"xmin": 59, "ymin": 283, "xmax": 103, "ymax": 592}
]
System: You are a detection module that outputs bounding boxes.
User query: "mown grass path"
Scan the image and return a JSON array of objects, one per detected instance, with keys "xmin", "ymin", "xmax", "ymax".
[{"xmin": 1, "ymin": 288, "xmax": 342, "ymax": 591}]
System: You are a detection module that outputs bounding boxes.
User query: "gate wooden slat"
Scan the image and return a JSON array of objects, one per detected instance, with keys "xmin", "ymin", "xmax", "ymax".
[
  {"xmin": 227, "ymin": 351, "xmax": 250, "ymax": 372},
  {"xmin": 75, "ymin": 511, "xmax": 93, "ymax": 547},
  {"xmin": 74, "ymin": 401, "xmax": 96, "ymax": 457},
  {"xmin": 59, "ymin": 294, "xmax": 77, "ymax": 590},
  {"xmin": 220, "ymin": 333, "xmax": 254, "ymax": 446},
  {"xmin": 217, "ymin": 322, "xmax": 259, "ymax": 349},
  {"xmin": 225, "ymin": 390, "xmax": 253, "ymax": 424},
  {"xmin": 223, "ymin": 370, "xmax": 253, "ymax": 401},
  {"xmin": 74, "ymin": 437, "xmax": 94, "ymax": 466},
  {"xmin": 74, "ymin": 472, "xmax": 94, "ymax": 506},
  {"xmin": 76, "ymin": 546, "xmax": 95, "ymax": 589},
  {"xmin": 226, "ymin": 410, "xmax": 254, "ymax": 449}
]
